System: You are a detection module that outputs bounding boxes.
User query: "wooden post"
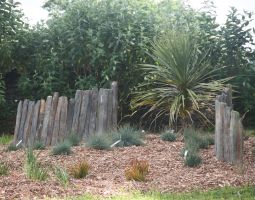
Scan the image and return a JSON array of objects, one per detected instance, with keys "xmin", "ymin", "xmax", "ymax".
[
  {"xmin": 97, "ymin": 89, "xmax": 109, "ymax": 135},
  {"xmin": 35, "ymin": 99, "xmax": 45, "ymax": 142},
  {"xmin": 88, "ymin": 89, "xmax": 98, "ymax": 137},
  {"xmin": 41, "ymin": 96, "xmax": 52, "ymax": 145},
  {"xmin": 111, "ymin": 81, "xmax": 118, "ymax": 130},
  {"xmin": 13, "ymin": 101, "xmax": 22, "ymax": 142},
  {"xmin": 71, "ymin": 90, "xmax": 83, "ymax": 135},
  {"xmin": 23, "ymin": 101, "xmax": 35, "ymax": 146},
  {"xmin": 59, "ymin": 96, "xmax": 68, "ymax": 142},
  {"xmin": 51, "ymin": 97, "xmax": 63, "ymax": 145},
  {"xmin": 66, "ymin": 98, "xmax": 75, "ymax": 134},
  {"xmin": 215, "ymin": 86, "xmax": 243, "ymax": 165},
  {"xmin": 46, "ymin": 92, "xmax": 59, "ymax": 145},
  {"xmin": 17, "ymin": 99, "xmax": 29, "ymax": 142},
  {"xmin": 28, "ymin": 100, "xmax": 41, "ymax": 147}
]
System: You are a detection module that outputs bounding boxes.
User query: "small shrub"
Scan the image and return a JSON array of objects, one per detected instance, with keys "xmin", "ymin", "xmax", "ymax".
[
  {"xmin": 198, "ymin": 137, "xmax": 210, "ymax": 149},
  {"xmin": 185, "ymin": 153, "xmax": 202, "ymax": 167},
  {"xmin": 66, "ymin": 133, "xmax": 80, "ymax": 146},
  {"xmin": 87, "ymin": 135, "xmax": 111, "ymax": 150},
  {"xmin": 0, "ymin": 162, "xmax": 8, "ymax": 176},
  {"xmin": 125, "ymin": 159, "xmax": 149, "ymax": 181},
  {"xmin": 25, "ymin": 149, "xmax": 48, "ymax": 181},
  {"xmin": 54, "ymin": 166, "xmax": 69, "ymax": 186},
  {"xmin": 52, "ymin": 141, "xmax": 72, "ymax": 155},
  {"xmin": 6, "ymin": 143, "xmax": 20, "ymax": 151},
  {"xmin": 33, "ymin": 141, "xmax": 45, "ymax": 150},
  {"xmin": 112, "ymin": 125, "xmax": 144, "ymax": 147},
  {"xmin": 0, "ymin": 134, "xmax": 13, "ymax": 145},
  {"xmin": 160, "ymin": 131, "xmax": 176, "ymax": 142},
  {"xmin": 70, "ymin": 161, "xmax": 89, "ymax": 179}
]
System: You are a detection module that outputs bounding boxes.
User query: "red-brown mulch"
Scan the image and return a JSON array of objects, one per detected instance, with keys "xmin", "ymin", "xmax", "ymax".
[{"xmin": 0, "ymin": 135, "xmax": 254, "ymax": 200}]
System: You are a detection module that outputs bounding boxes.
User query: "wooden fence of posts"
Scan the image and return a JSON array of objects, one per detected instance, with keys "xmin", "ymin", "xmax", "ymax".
[
  {"xmin": 13, "ymin": 82, "xmax": 118, "ymax": 147},
  {"xmin": 215, "ymin": 86, "xmax": 243, "ymax": 165}
]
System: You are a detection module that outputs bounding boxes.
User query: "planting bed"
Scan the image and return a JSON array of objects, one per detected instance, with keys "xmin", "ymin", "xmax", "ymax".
[{"xmin": 0, "ymin": 135, "xmax": 254, "ymax": 200}]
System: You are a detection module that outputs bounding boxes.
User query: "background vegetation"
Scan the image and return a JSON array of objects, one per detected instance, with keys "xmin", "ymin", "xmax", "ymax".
[{"xmin": 0, "ymin": 0, "xmax": 254, "ymax": 133}]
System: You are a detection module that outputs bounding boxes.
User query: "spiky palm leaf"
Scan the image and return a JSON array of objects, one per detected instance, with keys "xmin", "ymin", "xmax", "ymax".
[{"xmin": 131, "ymin": 32, "xmax": 229, "ymax": 126}]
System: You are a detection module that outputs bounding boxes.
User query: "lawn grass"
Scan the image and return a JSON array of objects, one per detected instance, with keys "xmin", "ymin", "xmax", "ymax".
[
  {"xmin": 48, "ymin": 186, "xmax": 255, "ymax": 200},
  {"xmin": 0, "ymin": 134, "xmax": 13, "ymax": 145}
]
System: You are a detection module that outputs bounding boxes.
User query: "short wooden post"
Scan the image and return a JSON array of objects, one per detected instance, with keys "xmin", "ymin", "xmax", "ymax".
[{"xmin": 41, "ymin": 96, "xmax": 53, "ymax": 145}]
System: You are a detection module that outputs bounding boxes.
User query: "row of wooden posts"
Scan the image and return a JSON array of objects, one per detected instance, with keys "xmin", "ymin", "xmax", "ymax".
[
  {"xmin": 13, "ymin": 82, "xmax": 118, "ymax": 147},
  {"xmin": 215, "ymin": 86, "xmax": 243, "ymax": 166}
]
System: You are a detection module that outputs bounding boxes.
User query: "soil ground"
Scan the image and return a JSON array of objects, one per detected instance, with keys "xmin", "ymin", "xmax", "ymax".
[{"xmin": 0, "ymin": 134, "xmax": 254, "ymax": 200}]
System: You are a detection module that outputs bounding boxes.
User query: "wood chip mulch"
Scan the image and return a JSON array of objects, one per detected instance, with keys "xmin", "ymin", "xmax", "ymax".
[{"xmin": 0, "ymin": 135, "xmax": 254, "ymax": 200}]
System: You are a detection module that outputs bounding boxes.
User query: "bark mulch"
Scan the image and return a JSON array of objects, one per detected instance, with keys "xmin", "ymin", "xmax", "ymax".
[{"xmin": 0, "ymin": 134, "xmax": 254, "ymax": 200}]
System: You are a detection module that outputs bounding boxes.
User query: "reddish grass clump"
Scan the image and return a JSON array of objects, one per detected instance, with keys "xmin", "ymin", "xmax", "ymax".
[
  {"xmin": 69, "ymin": 161, "xmax": 90, "ymax": 179},
  {"xmin": 125, "ymin": 159, "xmax": 149, "ymax": 181}
]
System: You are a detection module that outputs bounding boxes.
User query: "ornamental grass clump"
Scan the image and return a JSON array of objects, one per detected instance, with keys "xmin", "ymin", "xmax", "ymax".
[
  {"xmin": 54, "ymin": 166, "xmax": 69, "ymax": 186},
  {"xmin": 184, "ymin": 153, "xmax": 202, "ymax": 167},
  {"xmin": 25, "ymin": 149, "xmax": 48, "ymax": 181},
  {"xmin": 87, "ymin": 135, "xmax": 111, "ymax": 150},
  {"xmin": 125, "ymin": 159, "xmax": 149, "ymax": 182},
  {"xmin": 70, "ymin": 161, "xmax": 89, "ymax": 179},
  {"xmin": 111, "ymin": 125, "xmax": 144, "ymax": 147},
  {"xmin": 33, "ymin": 141, "xmax": 45, "ymax": 150},
  {"xmin": 6, "ymin": 143, "xmax": 20, "ymax": 151},
  {"xmin": 51, "ymin": 141, "xmax": 72, "ymax": 155},
  {"xmin": 160, "ymin": 131, "xmax": 176, "ymax": 142},
  {"xmin": 66, "ymin": 133, "xmax": 80, "ymax": 146}
]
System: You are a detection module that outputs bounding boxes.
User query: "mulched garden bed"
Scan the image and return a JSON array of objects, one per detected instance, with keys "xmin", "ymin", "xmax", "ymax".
[{"xmin": 0, "ymin": 134, "xmax": 254, "ymax": 200}]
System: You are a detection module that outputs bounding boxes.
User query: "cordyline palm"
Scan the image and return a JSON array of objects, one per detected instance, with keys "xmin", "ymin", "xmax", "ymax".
[{"xmin": 131, "ymin": 32, "xmax": 229, "ymax": 127}]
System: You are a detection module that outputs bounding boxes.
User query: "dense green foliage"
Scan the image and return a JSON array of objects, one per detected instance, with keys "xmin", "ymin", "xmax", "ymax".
[
  {"xmin": 0, "ymin": 0, "xmax": 254, "ymax": 132},
  {"xmin": 131, "ymin": 31, "xmax": 228, "ymax": 126}
]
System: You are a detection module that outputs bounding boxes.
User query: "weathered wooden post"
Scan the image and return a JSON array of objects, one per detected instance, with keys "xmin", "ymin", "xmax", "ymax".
[{"xmin": 215, "ymin": 86, "xmax": 243, "ymax": 165}]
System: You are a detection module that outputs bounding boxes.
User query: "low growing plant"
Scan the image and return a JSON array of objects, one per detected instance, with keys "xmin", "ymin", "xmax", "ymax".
[
  {"xmin": 160, "ymin": 131, "xmax": 176, "ymax": 142},
  {"xmin": 0, "ymin": 162, "xmax": 8, "ymax": 176},
  {"xmin": 0, "ymin": 134, "xmax": 13, "ymax": 145},
  {"xmin": 87, "ymin": 135, "xmax": 111, "ymax": 150},
  {"xmin": 66, "ymin": 133, "xmax": 80, "ymax": 146},
  {"xmin": 125, "ymin": 159, "xmax": 149, "ymax": 181},
  {"xmin": 184, "ymin": 153, "xmax": 202, "ymax": 167},
  {"xmin": 52, "ymin": 141, "xmax": 72, "ymax": 155},
  {"xmin": 33, "ymin": 141, "xmax": 45, "ymax": 150},
  {"xmin": 70, "ymin": 161, "xmax": 89, "ymax": 179},
  {"xmin": 112, "ymin": 125, "xmax": 144, "ymax": 147},
  {"xmin": 25, "ymin": 149, "xmax": 48, "ymax": 181},
  {"xmin": 54, "ymin": 166, "xmax": 69, "ymax": 186},
  {"xmin": 6, "ymin": 143, "xmax": 20, "ymax": 151}
]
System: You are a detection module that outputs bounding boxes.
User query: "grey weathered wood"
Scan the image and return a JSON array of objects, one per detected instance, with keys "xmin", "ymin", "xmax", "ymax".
[
  {"xmin": 223, "ymin": 106, "xmax": 231, "ymax": 162},
  {"xmin": 28, "ymin": 100, "xmax": 41, "ymax": 146},
  {"xmin": 215, "ymin": 100, "xmax": 224, "ymax": 161},
  {"xmin": 35, "ymin": 99, "xmax": 45, "ymax": 141},
  {"xmin": 13, "ymin": 101, "xmax": 23, "ymax": 142},
  {"xmin": 111, "ymin": 82, "xmax": 118, "ymax": 130},
  {"xmin": 41, "ymin": 96, "xmax": 53, "ymax": 145},
  {"xmin": 51, "ymin": 97, "xmax": 63, "ymax": 145},
  {"xmin": 47, "ymin": 92, "xmax": 59, "ymax": 145},
  {"xmin": 17, "ymin": 99, "xmax": 29, "ymax": 142},
  {"xmin": 59, "ymin": 96, "xmax": 68, "ymax": 142},
  {"xmin": 215, "ymin": 86, "xmax": 243, "ymax": 165},
  {"xmin": 230, "ymin": 111, "xmax": 243, "ymax": 165},
  {"xmin": 78, "ymin": 91, "xmax": 91, "ymax": 140},
  {"xmin": 71, "ymin": 90, "xmax": 83, "ymax": 134},
  {"xmin": 66, "ymin": 98, "xmax": 75, "ymax": 133},
  {"xmin": 97, "ymin": 89, "xmax": 109, "ymax": 135},
  {"xmin": 88, "ymin": 89, "xmax": 98, "ymax": 137},
  {"xmin": 107, "ymin": 89, "xmax": 113, "ymax": 131},
  {"xmin": 23, "ymin": 101, "xmax": 35, "ymax": 146}
]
